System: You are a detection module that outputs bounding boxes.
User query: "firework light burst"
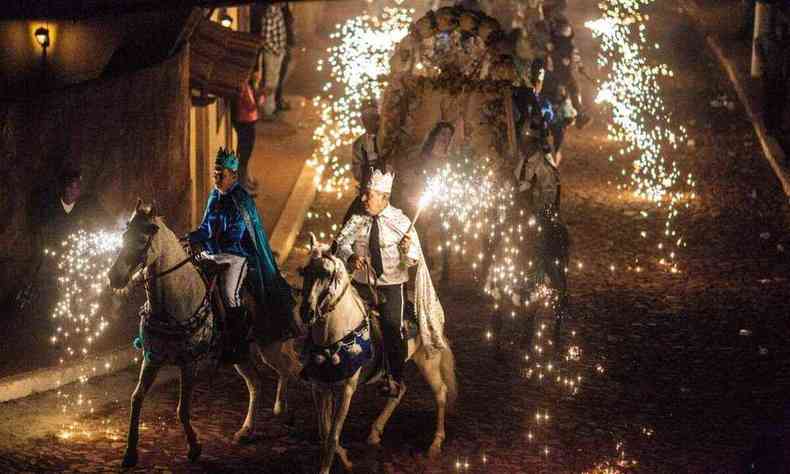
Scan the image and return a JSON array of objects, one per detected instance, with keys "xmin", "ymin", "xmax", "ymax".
[
  {"xmin": 301, "ymin": 1, "xmax": 671, "ymax": 468},
  {"xmin": 586, "ymin": 0, "xmax": 695, "ymax": 275},
  {"xmin": 46, "ymin": 228, "xmax": 123, "ymax": 438},
  {"xmin": 308, "ymin": 7, "xmax": 413, "ymax": 195}
]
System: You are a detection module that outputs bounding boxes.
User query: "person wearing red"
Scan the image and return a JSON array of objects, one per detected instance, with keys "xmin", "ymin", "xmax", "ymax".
[{"xmin": 233, "ymin": 69, "xmax": 264, "ymax": 193}]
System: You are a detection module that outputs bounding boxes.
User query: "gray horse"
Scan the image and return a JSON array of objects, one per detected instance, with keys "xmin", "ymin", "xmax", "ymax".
[
  {"xmin": 300, "ymin": 234, "xmax": 457, "ymax": 474},
  {"xmin": 108, "ymin": 200, "xmax": 300, "ymax": 467}
]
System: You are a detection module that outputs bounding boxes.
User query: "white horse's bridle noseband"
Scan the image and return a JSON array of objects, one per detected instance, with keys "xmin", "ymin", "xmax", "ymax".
[{"xmin": 308, "ymin": 255, "xmax": 352, "ymax": 325}]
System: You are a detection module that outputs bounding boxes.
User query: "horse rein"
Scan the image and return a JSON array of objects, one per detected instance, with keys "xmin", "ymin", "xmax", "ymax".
[
  {"xmin": 363, "ymin": 260, "xmax": 380, "ymax": 307},
  {"xmin": 313, "ymin": 259, "xmax": 350, "ymax": 323},
  {"xmin": 311, "ymin": 255, "xmax": 380, "ymax": 324},
  {"xmin": 127, "ymin": 232, "xmax": 196, "ymax": 288},
  {"xmin": 137, "ymin": 254, "xmax": 197, "ymax": 286}
]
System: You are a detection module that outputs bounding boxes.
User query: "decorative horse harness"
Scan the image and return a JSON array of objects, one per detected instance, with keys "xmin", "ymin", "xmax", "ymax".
[
  {"xmin": 127, "ymin": 228, "xmax": 220, "ymax": 365},
  {"xmin": 301, "ymin": 258, "xmax": 375, "ymax": 384}
]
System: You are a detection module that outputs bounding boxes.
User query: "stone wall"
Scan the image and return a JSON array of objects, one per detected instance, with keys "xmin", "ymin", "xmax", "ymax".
[{"xmin": 0, "ymin": 47, "xmax": 190, "ymax": 305}]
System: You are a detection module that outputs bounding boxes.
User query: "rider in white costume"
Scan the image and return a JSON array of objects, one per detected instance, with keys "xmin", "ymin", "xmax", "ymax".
[{"xmin": 334, "ymin": 169, "xmax": 422, "ymax": 397}]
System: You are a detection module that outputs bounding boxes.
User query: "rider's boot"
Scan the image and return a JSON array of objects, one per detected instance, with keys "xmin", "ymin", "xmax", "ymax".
[
  {"xmin": 221, "ymin": 307, "xmax": 250, "ymax": 365},
  {"xmin": 381, "ymin": 336, "xmax": 408, "ymax": 398}
]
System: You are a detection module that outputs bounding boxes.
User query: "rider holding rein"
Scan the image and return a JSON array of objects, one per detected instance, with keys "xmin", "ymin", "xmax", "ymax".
[
  {"xmin": 185, "ymin": 148, "xmax": 297, "ymax": 364},
  {"xmin": 334, "ymin": 169, "xmax": 421, "ymax": 398}
]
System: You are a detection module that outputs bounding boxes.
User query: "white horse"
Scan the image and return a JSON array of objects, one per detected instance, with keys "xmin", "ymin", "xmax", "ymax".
[
  {"xmin": 299, "ymin": 234, "xmax": 458, "ymax": 474},
  {"xmin": 108, "ymin": 200, "xmax": 301, "ymax": 467}
]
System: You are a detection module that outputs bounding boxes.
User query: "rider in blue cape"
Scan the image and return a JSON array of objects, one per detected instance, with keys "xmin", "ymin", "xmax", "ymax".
[{"xmin": 187, "ymin": 148, "xmax": 298, "ymax": 364}]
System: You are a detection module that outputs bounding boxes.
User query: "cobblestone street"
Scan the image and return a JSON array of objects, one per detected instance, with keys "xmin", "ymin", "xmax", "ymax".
[{"xmin": 1, "ymin": 1, "xmax": 789, "ymax": 472}]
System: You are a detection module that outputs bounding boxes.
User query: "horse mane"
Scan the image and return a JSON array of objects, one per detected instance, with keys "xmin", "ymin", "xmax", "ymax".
[
  {"xmin": 151, "ymin": 216, "xmax": 189, "ymax": 259},
  {"xmin": 327, "ymin": 253, "xmax": 368, "ymax": 312}
]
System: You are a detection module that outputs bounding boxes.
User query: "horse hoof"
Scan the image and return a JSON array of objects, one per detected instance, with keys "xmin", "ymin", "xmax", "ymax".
[
  {"xmin": 366, "ymin": 433, "xmax": 381, "ymax": 446},
  {"xmin": 121, "ymin": 450, "xmax": 138, "ymax": 468},
  {"xmin": 273, "ymin": 401, "xmax": 286, "ymax": 417},
  {"xmin": 428, "ymin": 444, "xmax": 442, "ymax": 460},
  {"xmin": 187, "ymin": 444, "xmax": 202, "ymax": 462},
  {"xmin": 234, "ymin": 429, "xmax": 255, "ymax": 445},
  {"xmin": 336, "ymin": 447, "xmax": 353, "ymax": 471}
]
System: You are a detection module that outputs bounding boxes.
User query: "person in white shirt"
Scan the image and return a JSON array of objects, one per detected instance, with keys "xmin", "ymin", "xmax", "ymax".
[
  {"xmin": 341, "ymin": 101, "xmax": 385, "ymax": 225},
  {"xmin": 333, "ymin": 169, "xmax": 421, "ymax": 397}
]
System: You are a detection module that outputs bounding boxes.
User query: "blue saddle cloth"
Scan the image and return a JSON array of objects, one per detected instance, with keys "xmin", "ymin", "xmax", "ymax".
[{"xmin": 301, "ymin": 319, "xmax": 374, "ymax": 384}]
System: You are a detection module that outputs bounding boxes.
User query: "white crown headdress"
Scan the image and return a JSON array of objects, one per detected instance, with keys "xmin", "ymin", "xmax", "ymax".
[{"xmin": 368, "ymin": 168, "xmax": 394, "ymax": 194}]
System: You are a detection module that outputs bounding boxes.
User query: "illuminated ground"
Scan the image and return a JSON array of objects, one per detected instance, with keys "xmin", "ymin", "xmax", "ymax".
[{"xmin": 1, "ymin": 1, "xmax": 789, "ymax": 472}]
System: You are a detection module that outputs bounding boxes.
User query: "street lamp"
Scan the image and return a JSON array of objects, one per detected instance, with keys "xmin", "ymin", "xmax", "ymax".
[
  {"xmin": 34, "ymin": 26, "xmax": 50, "ymax": 86},
  {"xmin": 34, "ymin": 26, "xmax": 50, "ymax": 48}
]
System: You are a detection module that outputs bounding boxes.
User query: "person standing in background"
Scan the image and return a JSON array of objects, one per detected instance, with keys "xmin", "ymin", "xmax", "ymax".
[
  {"xmin": 275, "ymin": 2, "xmax": 294, "ymax": 114},
  {"xmin": 232, "ymin": 68, "xmax": 264, "ymax": 194},
  {"xmin": 259, "ymin": 2, "xmax": 287, "ymax": 120}
]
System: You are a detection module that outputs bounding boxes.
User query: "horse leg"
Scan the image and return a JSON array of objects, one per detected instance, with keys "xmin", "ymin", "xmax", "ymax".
[
  {"xmin": 233, "ymin": 358, "xmax": 261, "ymax": 443},
  {"xmin": 312, "ymin": 385, "xmax": 329, "ymax": 443},
  {"xmin": 414, "ymin": 347, "xmax": 452, "ymax": 459},
  {"xmin": 315, "ymin": 387, "xmax": 335, "ymax": 474},
  {"xmin": 177, "ymin": 363, "xmax": 202, "ymax": 462},
  {"xmin": 258, "ymin": 340, "xmax": 300, "ymax": 419},
  {"xmin": 122, "ymin": 359, "xmax": 160, "ymax": 468},
  {"xmin": 328, "ymin": 376, "xmax": 359, "ymax": 472},
  {"xmin": 366, "ymin": 380, "xmax": 407, "ymax": 447}
]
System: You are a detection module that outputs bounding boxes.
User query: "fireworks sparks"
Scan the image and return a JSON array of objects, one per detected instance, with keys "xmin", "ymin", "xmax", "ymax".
[
  {"xmin": 47, "ymin": 228, "xmax": 123, "ymax": 435},
  {"xmin": 299, "ymin": 2, "xmax": 679, "ymax": 469},
  {"xmin": 308, "ymin": 7, "xmax": 413, "ymax": 195},
  {"xmin": 586, "ymin": 0, "xmax": 695, "ymax": 275}
]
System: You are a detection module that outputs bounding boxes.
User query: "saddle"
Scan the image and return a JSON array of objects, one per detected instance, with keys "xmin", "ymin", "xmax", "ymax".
[
  {"xmin": 358, "ymin": 300, "xmax": 419, "ymax": 386},
  {"xmin": 300, "ymin": 300, "xmax": 419, "ymax": 385},
  {"xmin": 366, "ymin": 300, "xmax": 420, "ymax": 341},
  {"xmin": 194, "ymin": 259, "xmax": 231, "ymax": 321}
]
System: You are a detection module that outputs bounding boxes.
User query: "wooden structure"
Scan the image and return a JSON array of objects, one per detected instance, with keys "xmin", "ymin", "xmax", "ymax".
[{"xmin": 189, "ymin": 17, "xmax": 262, "ymax": 98}]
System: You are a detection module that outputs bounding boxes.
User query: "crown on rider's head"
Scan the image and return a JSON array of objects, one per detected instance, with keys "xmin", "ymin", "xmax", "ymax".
[
  {"xmin": 368, "ymin": 168, "xmax": 394, "ymax": 194},
  {"xmin": 215, "ymin": 147, "xmax": 239, "ymax": 171}
]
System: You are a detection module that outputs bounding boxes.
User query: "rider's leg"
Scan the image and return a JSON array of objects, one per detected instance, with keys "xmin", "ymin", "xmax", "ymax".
[
  {"xmin": 378, "ymin": 284, "xmax": 407, "ymax": 397},
  {"xmin": 211, "ymin": 254, "xmax": 249, "ymax": 363}
]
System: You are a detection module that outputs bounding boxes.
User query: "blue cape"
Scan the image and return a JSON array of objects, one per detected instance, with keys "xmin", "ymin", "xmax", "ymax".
[{"xmin": 227, "ymin": 185, "xmax": 295, "ymax": 321}]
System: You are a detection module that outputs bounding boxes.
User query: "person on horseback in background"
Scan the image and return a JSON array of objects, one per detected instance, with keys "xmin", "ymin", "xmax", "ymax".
[
  {"xmin": 513, "ymin": 57, "xmax": 560, "ymax": 167},
  {"xmin": 185, "ymin": 148, "xmax": 298, "ymax": 364},
  {"xmin": 333, "ymin": 169, "xmax": 422, "ymax": 398},
  {"xmin": 341, "ymin": 100, "xmax": 386, "ymax": 226},
  {"xmin": 512, "ymin": 56, "xmax": 570, "ymax": 337},
  {"xmin": 544, "ymin": 14, "xmax": 592, "ymax": 133}
]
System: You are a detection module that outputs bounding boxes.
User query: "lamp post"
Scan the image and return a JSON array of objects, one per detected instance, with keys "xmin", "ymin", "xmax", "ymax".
[
  {"xmin": 219, "ymin": 10, "xmax": 233, "ymax": 28},
  {"xmin": 34, "ymin": 26, "xmax": 50, "ymax": 85},
  {"xmin": 35, "ymin": 26, "xmax": 50, "ymax": 49}
]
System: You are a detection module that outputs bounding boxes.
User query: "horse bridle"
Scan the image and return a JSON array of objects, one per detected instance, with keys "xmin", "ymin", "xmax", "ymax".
[
  {"xmin": 125, "ymin": 226, "xmax": 195, "ymax": 288},
  {"xmin": 127, "ymin": 230, "xmax": 155, "ymax": 281},
  {"xmin": 307, "ymin": 254, "xmax": 381, "ymax": 326},
  {"xmin": 306, "ymin": 255, "xmax": 352, "ymax": 324}
]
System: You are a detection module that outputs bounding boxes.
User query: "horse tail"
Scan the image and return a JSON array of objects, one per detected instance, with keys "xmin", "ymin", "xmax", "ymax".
[{"xmin": 439, "ymin": 339, "xmax": 458, "ymax": 413}]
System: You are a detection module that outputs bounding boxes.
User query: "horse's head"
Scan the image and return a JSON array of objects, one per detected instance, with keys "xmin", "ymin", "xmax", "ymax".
[
  {"xmin": 109, "ymin": 199, "xmax": 161, "ymax": 289},
  {"xmin": 298, "ymin": 233, "xmax": 348, "ymax": 326}
]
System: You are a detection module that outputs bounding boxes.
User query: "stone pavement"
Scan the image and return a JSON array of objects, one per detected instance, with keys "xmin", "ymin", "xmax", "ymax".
[{"xmin": 680, "ymin": 0, "xmax": 790, "ymax": 195}]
